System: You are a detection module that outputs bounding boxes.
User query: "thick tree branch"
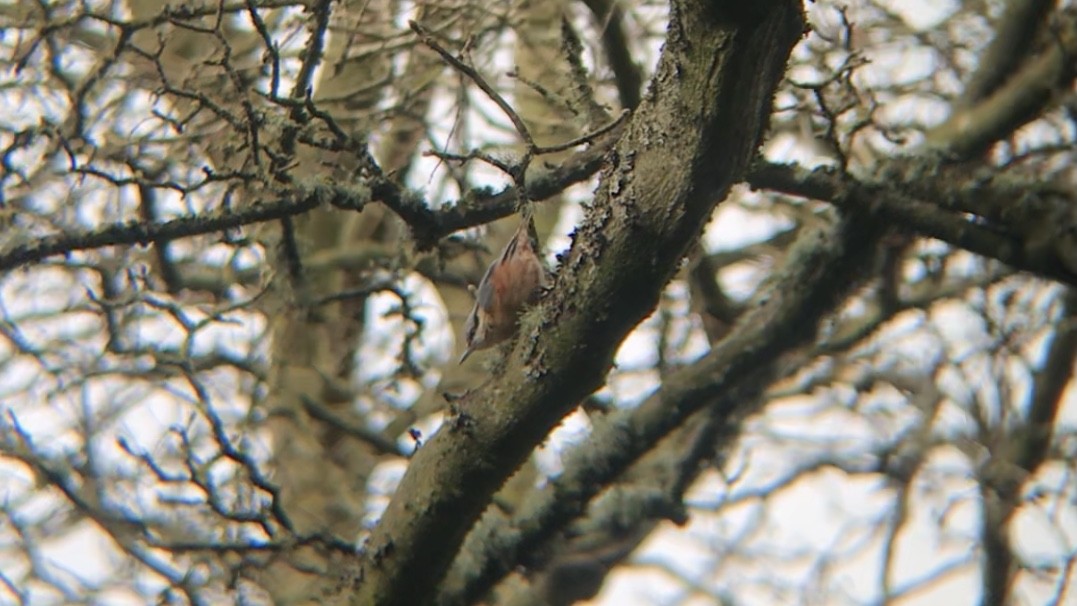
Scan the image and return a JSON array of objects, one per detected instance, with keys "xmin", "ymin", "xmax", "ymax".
[
  {"xmin": 747, "ymin": 163, "xmax": 1077, "ymax": 286},
  {"xmin": 960, "ymin": 0, "xmax": 1058, "ymax": 106},
  {"xmin": 0, "ymin": 140, "xmax": 611, "ymax": 274},
  {"xmin": 349, "ymin": 2, "xmax": 807, "ymax": 604},
  {"xmin": 926, "ymin": 7, "xmax": 1077, "ymax": 157}
]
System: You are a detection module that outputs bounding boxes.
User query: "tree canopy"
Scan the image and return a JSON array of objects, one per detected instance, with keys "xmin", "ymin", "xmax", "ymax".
[{"xmin": 1, "ymin": 0, "xmax": 1076, "ymax": 605}]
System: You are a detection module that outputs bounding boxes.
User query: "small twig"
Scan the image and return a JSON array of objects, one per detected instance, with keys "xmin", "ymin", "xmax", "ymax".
[
  {"xmin": 293, "ymin": 0, "xmax": 333, "ymax": 98},
  {"xmin": 533, "ymin": 109, "xmax": 629, "ymax": 155},
  {"xmin": 245, "ymin": 0, "xmax": 281, "ymax": 98},
  {"xmin": 303, "ymin": 87, "xmax": 349, "ymax": 142},
  {"xmin": 412, "ymin": 20, "xmax": 541, "ymax": 209},
  {"xmin": 558, "ymin": 16, "xmax": 613, "ymax": 124},
  {"xmin": 509, "ymin": 69, "xmax": 575, "ymax": 121},
  {"xmin": 411, "ymin": 19, "xmax": 628, "ymax": 221},
  {"xmin": 312, "ymin": 279, "xmax": 398, "ymax": 307},
  {"xmin": 301, "ymin": 396, "xmax": 407, "ymax": 457},
  {"xmin": 423, "ymin": 148, "xmax": 516, "ymax": 175},
  {"xmin": 410, "ymin": 21, "xmax": 536, "ymax": 152}
]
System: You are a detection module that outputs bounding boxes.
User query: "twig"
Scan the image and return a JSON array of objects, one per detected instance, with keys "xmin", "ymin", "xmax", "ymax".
[
  {"xmin": 410, "ymin": 21, "xmax": 535, "ymax": 152},
  {"xmin": 301, "ymin": 396, "xmax": 408, "ymax": 457},
  {"xmin": 533, "ymin": 109, "xmax": 629, "ymax": 155}
]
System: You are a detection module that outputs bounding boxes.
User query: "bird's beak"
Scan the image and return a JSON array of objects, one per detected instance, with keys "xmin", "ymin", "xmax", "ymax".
[{"xmin": 459, "ymin": 347, "xmax": 474, "ymax": 364}]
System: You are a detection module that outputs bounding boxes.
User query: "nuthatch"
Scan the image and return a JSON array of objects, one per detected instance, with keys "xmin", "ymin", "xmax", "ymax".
[{"xmin": 460, "ymin": 214, "xmax": 548, "ymax": 363}]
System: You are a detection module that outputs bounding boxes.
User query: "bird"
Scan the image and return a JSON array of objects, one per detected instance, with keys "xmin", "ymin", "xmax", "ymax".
[{"xmin": 460, "ymin": 212, "xmax": 548, "ymax": 363}]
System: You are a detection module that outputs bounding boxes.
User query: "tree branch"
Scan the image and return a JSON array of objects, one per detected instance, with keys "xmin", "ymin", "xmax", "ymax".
[
  {"xmin": 926, "ymin": 7, "xmax": 1077, "ymax": 157},
  {"xmin": 746, "ymin": 162, "xmax": 1077, "ymax": 286},
  {"xmin": 440, "ymin": 211, "xmax": 886, "ymax": 604},
  {"xmin": 960, "ymin": 0, "xmax": 1058, "ymax": 106},
  {"xmin": 0, "ymin": 185, "xmax": 341, "ymax": 272},
  {"xmin": 0, "ymin": 137, "xmax": 612, "ymax": 274},
  {"xmin": 349, "ymin": 2, "xmax": 808, "ymax": 604},
  {"xmin": 582, "ymin": 0, "xmax": 643, "ymax": 110}
]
